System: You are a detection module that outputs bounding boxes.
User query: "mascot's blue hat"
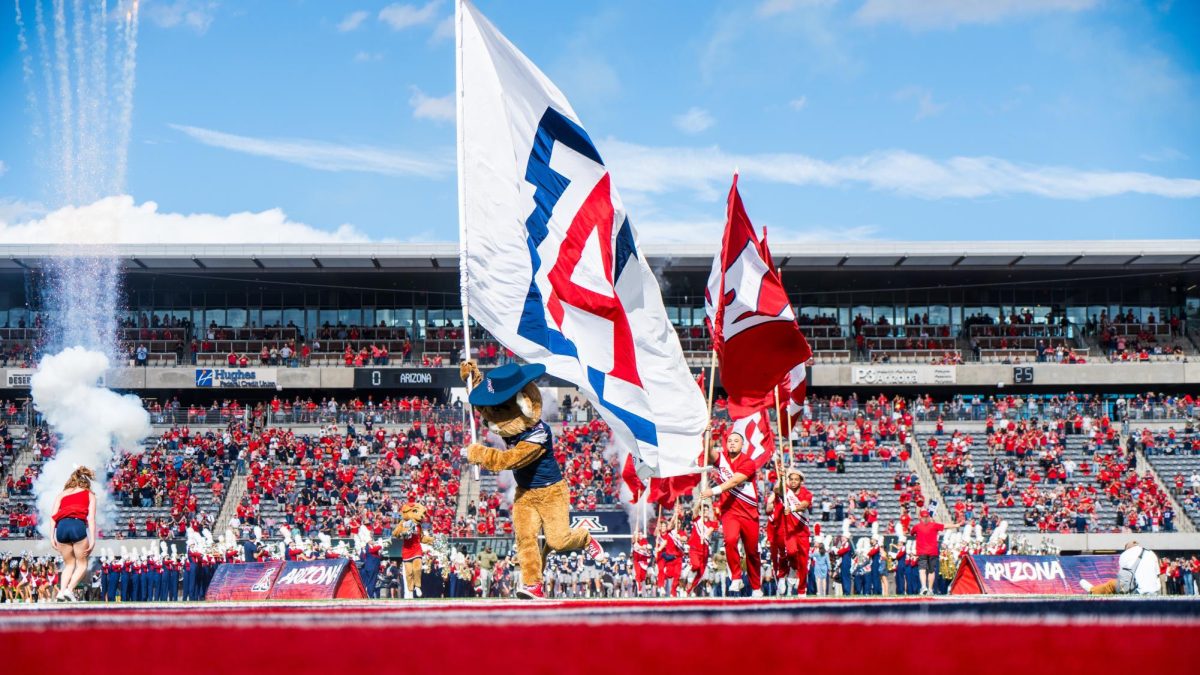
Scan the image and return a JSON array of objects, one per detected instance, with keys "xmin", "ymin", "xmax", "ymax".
[{"xmin": 469, "ymin": 362, "xmax": 546, "ymax": 406}]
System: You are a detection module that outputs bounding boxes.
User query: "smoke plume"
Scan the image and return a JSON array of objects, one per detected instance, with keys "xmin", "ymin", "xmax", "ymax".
[{"xmin": 32, "ymin": 347, "xmax": 151, "ymax": 539}]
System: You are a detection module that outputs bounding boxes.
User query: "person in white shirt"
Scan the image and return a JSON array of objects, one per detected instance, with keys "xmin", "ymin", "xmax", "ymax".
[{"xmin": 1081, "ymin": 541, "xmax": 1161, "ymax": 595}]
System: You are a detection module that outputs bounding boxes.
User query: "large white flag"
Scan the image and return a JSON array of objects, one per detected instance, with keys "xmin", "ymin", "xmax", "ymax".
[{"xmin": 456, "ymin": 0, "xmax": 706, "ymax": 477}]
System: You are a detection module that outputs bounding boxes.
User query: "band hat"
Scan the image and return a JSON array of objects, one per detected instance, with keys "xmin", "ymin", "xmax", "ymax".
[{"xmin": 469, "ymin": 362, "xmax": 546, "ymax": 406}]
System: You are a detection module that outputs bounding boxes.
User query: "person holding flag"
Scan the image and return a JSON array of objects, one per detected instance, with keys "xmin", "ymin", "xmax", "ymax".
[
  {"xmin": 701, "ymin": 432, "xmax": 763, "ymax": 597},
  {"xmin": 770, "ymin": 468, "xmax": 813, "ymax": 595},
  {"xmin": 685, "ymin": 501, "xmax": 718, "ymax": 596},
  {"xmin": 630, "ymin": 528, "xmax": 653, "ymax": 597}
]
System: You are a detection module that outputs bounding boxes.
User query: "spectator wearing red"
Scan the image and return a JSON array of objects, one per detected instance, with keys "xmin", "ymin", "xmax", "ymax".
[{"xmin": 910, "ymin": 509, "xmax": 961, "ymax": 594}]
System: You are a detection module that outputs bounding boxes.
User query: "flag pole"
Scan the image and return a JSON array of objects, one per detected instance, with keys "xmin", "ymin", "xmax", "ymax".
[
  {"xmin": 700, "ymin": 348, "xmax": 718, "ymax": 494},
  {"xmin": 455, "ymin": 0, "xmax": 481, "ymax": 481}
]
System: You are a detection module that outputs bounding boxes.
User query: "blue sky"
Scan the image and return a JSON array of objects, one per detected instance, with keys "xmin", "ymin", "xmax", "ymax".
[{"xmin": 0, "ymin": 0, "xmax": 1197, "ymax": 243}]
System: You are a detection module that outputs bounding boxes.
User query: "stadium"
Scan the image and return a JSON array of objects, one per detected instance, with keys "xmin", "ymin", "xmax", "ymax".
[
  {"xmin": 1, "ymin": 241, "xmax": 1198, "ymax": 670},
  {"xmin": 2, "ymin": 0, "xmax": 1198, "ymax": 672}
]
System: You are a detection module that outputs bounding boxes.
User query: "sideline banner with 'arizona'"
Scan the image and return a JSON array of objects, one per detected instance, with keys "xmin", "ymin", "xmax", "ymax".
[
  {"xmin": 267, "ymin": 558, "xmax": 367, "ymax": 600},
  {"xmin": 456, "ymin": 0, "xmax": 706, "ymax": 478},
  {"xmin": 206, "ymin": 559, "xmax": 366, "ymax": 601},
  {"xmin": 950, "ymin": 554, "xmax": 1119, "ymax": 595}
]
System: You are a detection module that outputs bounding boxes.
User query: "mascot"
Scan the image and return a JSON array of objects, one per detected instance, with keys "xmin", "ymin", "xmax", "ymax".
[
  {"xmin": 392, "ymin": 502, "xmax": 433, "ymax": 598},
  {"xmin": 460, "ymin": 361, "xmax": 608, "ymax": 599}
]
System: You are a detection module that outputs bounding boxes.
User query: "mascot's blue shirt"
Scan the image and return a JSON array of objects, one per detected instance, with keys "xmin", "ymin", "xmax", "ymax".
[{"xmin": 506, "ymin": 421, "xmax": 562, "ymax": 489}]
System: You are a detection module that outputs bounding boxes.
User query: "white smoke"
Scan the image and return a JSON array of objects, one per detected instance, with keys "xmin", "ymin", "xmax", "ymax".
[
  {"xmin": 605, "ymin": 436, "xmax": 648, "ymax": 536},
  {"xmin": 32, "ymin": 347, "xmax": 151, "ymax": 539},
  {"xmin": 539, "ymin": 387, "xmax": 560, "ymax": 423}
]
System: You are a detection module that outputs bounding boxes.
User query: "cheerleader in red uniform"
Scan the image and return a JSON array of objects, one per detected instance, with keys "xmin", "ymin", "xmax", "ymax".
[{"xmin": 49, "ymin": 467, "xmax": 97, "ymax": 601}]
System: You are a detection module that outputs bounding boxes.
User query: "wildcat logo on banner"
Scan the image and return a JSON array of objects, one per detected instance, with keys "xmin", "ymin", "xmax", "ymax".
[{"xmin": 456, "ymin": 0, "xmax": 706, "ymax": 478}]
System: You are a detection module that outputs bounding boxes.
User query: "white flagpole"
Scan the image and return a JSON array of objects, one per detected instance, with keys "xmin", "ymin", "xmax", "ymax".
[{"xmin": 456, "ymin": 0, "xmax": 481, "ymax": 480}]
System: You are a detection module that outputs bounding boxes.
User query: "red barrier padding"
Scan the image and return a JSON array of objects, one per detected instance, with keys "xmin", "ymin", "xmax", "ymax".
[
  {"xmin": 206, "ymin": 562, "xmax": 283, "ymax": 601},
  {"xmin": 950, "ymin": 555, "xmax": 1119, "ymax": 595},
  {"xmin": 2, "ymin": 617, "xmax": 1193, "ymax": 675}
]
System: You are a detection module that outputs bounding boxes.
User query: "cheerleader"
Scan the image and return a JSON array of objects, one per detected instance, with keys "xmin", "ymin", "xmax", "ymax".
[{"xmin": 50, "ymin": 467, "xmax": 97, "ymax": 601}]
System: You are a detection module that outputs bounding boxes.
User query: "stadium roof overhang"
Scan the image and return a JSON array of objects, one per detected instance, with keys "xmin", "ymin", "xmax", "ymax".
[{"xmin": 0, "ymin": 240, "xmax": 1196, "ymax": 272}]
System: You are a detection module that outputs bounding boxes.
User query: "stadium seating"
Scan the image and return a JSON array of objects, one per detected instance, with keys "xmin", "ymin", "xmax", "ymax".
[
  {"xmin": 1135, "ymin": 430, "xmax": 1200, "ymax": 526},
  {"xmin": 918, "ymin": 417, "xmax": 1183, "ymax": 534},
  {"xmin": 1, "ymin": 426, "xmax": 231, "ymax": 539},
  {"xmin": 235, "ymin": 424, "xmax": 465, "ymax": 541}
]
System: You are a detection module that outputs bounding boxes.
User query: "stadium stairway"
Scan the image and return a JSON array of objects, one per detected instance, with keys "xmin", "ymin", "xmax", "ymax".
[
  {"xmin": 789, "ymin": 448, "xmax": 916, "ymax": 536},
  {"xmin": 4, "ymin": 427, "xmax": 37, "ymax": 485},
  {"xmin": 1134, "ymin": 432, "xmax": 1199, "ymax": 533},
  {"xmin": 905, "ymin": 432, "xmax": 952, "ymax": 522},
  {"xmin": 215, "ymin": 470, "xmax": 249, "ymax": 534},
  {"xmin": 458, "ymin": 466, "xmax": 480, "ymax": 519}
]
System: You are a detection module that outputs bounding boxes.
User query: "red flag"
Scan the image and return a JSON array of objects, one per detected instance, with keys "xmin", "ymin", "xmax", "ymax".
[
  {"xmin": 705, "ymin": 175, "xmax": 812, "ymax": 418},
  {"xmin": 760, "ymin": 225, "xmax": 810, "ymax": 434},
  {"xmin": 621, "ymin": 453, "xmax": 645, "ymax": 503},
  {"xmin": 695, "ymin": 369, "xmax": 706, "ymax": 394},
  {"xmin": 730, "ymin": 410, "xmax": 776, "ymax": 472},
  {"xmin": 647, "ymin": 474, "xmax": 701, "ymax": 509}
]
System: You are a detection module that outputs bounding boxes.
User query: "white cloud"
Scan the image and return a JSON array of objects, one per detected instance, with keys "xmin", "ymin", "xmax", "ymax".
[
  {"xmin": 757, "ymin": 0, "xmax": 838, "ymax": 17},
  {"xmin": 635, "ymin": 217, "xmax": 878, "ymax": 243},
  {"xmin": 0, "ymin": 197, "xmax": 45, "ymax": 224},
  {"xmin": 170, "ymin": 124, "xmax": 453, "ymax": 178},
  {"xmin": 143, "ymin": 0, "xmax": 219, "ymax": 34},
  {"xmin": 855, "ymin": 0, "xmax": 1097, "ymax": 30},
  {"xmin": 0, "ymin": 160, "xmax": 7, "ymax": 177},
  {"xmin": 431, "ymin": 15, "xmax": 454, "ymax": 42},
  {"xmin": 599, "ymin": 138, "xmax": 1200, "ymax": 201},
  {"xmin": 1140, "ymin": 148, "xmax": 1189, "ymax": 163},
  {"xmin": 408, "ymin": 87, "xmax": 454, "ymax": 122},
  {"xmin": 337, "ymin": 10, "xmax": 370, "ymax": 33},
  {"xmin": 674, "ymin": 107, "xmax": 716, "ymax": 134},
  {"xmin": 378, "ymin": 1, "xmax": 440, "ymax": 31},
  {"xmin": 0, "ymin": 195, "xmax": 369, "ymax": 244},
  {"xmin": 788, "ymin": 97, "xmax": 808, "ymax": 111},
  {"xmin": 353, "ymin": 51, "xmax": 384, "ymax": 63},
  {"xmin": 894, "ymin": 86, "xmax": 946, "ymax": 120}
]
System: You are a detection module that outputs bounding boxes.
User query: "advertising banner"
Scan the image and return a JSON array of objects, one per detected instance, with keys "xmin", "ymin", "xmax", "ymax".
[
  {"xmin": 195, "ymin": 368, "xmax": 278, "ymax": 389},
  {"xmin": 950, "ymin": 554, "xmax": 1119, "ymax": 595},
  {"xmin": 266, "ymin": 558, "xmax": 367, "ymax": 600},
  {"xmin": 205, "ymin": 561, "xmax": 283, "ymax": 601},
  {"xmin": 852, "ymin": 365, "xmax": 957, "ymax": 386},
  {"xmin": 5, "ymin": 369, "xmax": 33, "ymax": 388}
]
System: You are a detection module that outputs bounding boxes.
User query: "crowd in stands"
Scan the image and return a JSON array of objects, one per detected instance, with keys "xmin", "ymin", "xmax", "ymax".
[
  {"xmin": 230, "ymin": 419, "xmax": 467, "ymax": 544},
  {"xmin": 925, "ymin": 410, "xmax": 1183, "ymax": 534}
]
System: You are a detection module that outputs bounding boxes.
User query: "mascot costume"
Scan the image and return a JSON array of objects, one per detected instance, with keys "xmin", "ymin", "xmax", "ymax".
[
  {"xmin": 460, "ymin": 361, "xmax": 608, "ymax": 599},
  {"xmin": 392, "ymin": 502, "xmax": 433, "ymax": 598}
]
